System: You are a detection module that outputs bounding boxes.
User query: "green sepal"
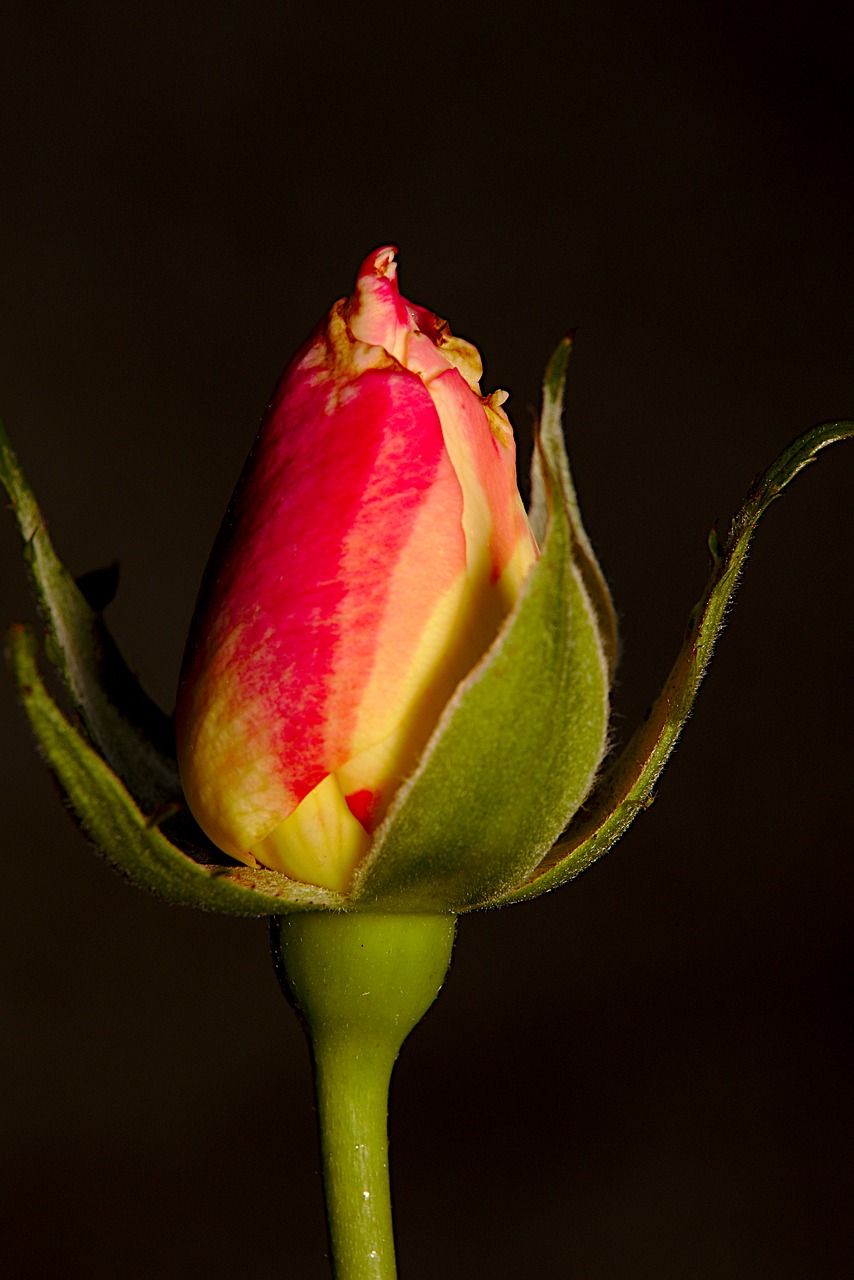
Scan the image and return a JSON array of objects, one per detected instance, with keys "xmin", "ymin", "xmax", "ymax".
[
  {"xmin": 500, "ymin": 418, "xmax": 854, "ymax": 906},
  {"xmin": 0, "ymin": 421, "xmax": 179, "ymax": 810},
  {"xmin": 529, "ymin": 337, "xmax": 618, "ymax": 677},
  {"xmin": 6, "ymin": 624, "xmax": 344, "ymax": 914},
  {"xmin": 350, "ymin": 340, "xmax": 611, "ymax": 912}
]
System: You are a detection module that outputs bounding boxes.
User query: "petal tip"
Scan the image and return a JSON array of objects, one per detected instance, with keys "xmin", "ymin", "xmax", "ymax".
[
  {"xmin": 366, "ymin": 244, "xmax": 399, "ymax": 279},
  {"xmin": 350, "ymin": 246, "xmax": 410, "ymax": 352}
]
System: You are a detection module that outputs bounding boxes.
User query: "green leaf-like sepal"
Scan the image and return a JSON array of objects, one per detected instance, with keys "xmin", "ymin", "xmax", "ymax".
[
  {"xmin": 499, "ymin": 418, "xmax": 854, "ymax": 906},
  {"xmin": 529, "ymin": 337, "xmax": 618, "ymax": 677},
  {"xmin": 0, "ymin": 421, "xmax": 179, "ymax": 809},
  {"xmin": 6, "ymin": 624, "xmax": 344, "ymax": 914},
  {"xmin": 351, "ymin": 338, "xmax": 612, "ymax": 911}
]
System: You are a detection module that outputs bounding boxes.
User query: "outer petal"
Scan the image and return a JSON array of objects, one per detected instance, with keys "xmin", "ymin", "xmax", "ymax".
[{"xmin": 177, "ymin": 313, "xmax": 467, "ymax": 862}]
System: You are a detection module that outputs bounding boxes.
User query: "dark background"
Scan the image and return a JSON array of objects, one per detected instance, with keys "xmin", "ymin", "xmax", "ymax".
[{"xmin": 1, "ymin": 3, "xmax": 851, "ymax": 1277}]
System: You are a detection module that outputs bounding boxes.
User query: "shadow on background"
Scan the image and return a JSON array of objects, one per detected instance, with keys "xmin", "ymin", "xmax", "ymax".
[{"xmin": 1, "ymin": 3, "xmax": 851, "ymax": 1277}]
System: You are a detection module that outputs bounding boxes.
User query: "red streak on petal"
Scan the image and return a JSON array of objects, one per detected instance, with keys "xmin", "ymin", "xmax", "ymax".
[{"xmin": 344, "ymin": 789, "xmax": 375, "ymax": 831}]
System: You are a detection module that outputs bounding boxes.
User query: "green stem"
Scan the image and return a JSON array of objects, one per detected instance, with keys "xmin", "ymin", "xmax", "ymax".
[{"xmin": 273, "ymin": 912, "xmax": 457, "ymax": 1280}]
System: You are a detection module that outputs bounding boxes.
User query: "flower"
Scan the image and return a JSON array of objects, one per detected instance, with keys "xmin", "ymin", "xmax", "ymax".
[
  {"xmin": 10, "ymin": 247, "xmax": 827, "ymax": 918},
  {"xmin": 176, "ymin": 247, "xmax": 539, "ymax": 892}
]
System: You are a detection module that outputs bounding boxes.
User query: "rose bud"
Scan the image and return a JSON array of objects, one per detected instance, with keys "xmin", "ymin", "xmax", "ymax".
[
  {"xmin": 10, "ymin": 247, "xmax": 844, "ymax": 920},
  {"xmin": 176, "ymin": 247, "xmax": 541, "ymax": 892}
]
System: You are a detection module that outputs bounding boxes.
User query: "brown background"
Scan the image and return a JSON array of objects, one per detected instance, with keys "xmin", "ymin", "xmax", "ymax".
[{"xmin": 1, "ymin": 3, "xmax": 852, "ymax": 1277}]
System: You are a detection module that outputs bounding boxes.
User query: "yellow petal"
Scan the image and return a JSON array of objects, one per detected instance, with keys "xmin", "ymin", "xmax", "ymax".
[{"xmin": 250, "ymin": 773, "xmax": 371, "ymax": 891}]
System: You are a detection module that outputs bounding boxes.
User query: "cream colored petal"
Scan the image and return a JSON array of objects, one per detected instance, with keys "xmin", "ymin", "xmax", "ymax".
[{"xmin": 249, "ymin": 773, "xmax": 371, "ymax": 891}]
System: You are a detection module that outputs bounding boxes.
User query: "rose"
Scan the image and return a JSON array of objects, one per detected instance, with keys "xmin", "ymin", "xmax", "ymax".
[
  {"xmin": 7, "ymin": 242, "xmax": 820, "ymax": 918},
  {"xmin": 176, "ymin": 247, "xmax": 542, "ymax": 892},
  {"xmin": 4, "ymin": 231, "xmax": 847, "ymax": 1280}
]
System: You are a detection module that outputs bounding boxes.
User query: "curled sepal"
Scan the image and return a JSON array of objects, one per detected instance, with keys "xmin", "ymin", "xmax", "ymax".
[
  {"xmin": 350, "ymin": 340, "xmax": 611, "ymax": 912},
  {"xmin": 500, "ymin": 417, "xmax": 854, "ymax": 906},
  {"xmin": 0, "ymin": 422, "xmax": 179, "ymax": 809},
  {"xmin": 6, "ymin": 625, "xmax": 344, "ymax": 914}
]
